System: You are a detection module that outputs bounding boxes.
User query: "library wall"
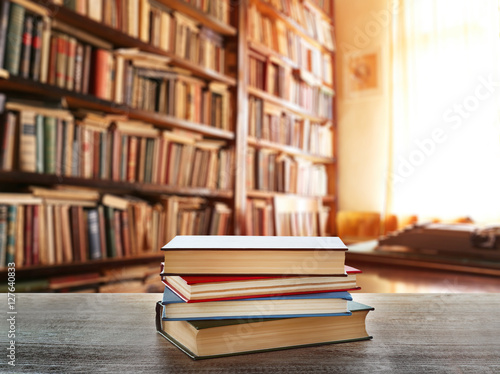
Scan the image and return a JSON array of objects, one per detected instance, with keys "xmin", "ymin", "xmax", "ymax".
[{"xmin": 334, "ymin": 0, "xmax": 390, "ymax": 213}]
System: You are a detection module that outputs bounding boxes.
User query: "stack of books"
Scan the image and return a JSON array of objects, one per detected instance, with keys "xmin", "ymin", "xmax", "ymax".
[{"xmin": 155, "ymin": 235, "xmax": 373, "ymax": 359}]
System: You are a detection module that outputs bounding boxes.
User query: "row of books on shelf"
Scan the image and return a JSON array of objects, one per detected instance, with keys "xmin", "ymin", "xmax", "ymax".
[
  {"xmin": 246, "ymin": 147, "xmax": 328, "ymax": 196},
  {"xmin": 248, "ymin": 96, "xmax": 334, "ymax": 157},
  {"xmin": 57, "ymin": 0, "xmax": 231, "ymax": 28},
  {"xmin": 248, "ymin": 52, "xmax": 334, "ymax": 119},
  {"xmin": 0, "ymin": 188, "xmax": 232, "ymax": 269},
  {"xmin": 249, "ymin": 3, "xmax": 334, "ymax": 84},
  {"xmin": 245, "ymin": 197, "xmax": 329, "ymax": 236},
  {"xmin": 0, "ymin": 0, "xmax": 228, "ymax": 87},
  {"xmin": 0, "ymin": 100, "xmax": 234, "ymax": 190},
  {"xmin": 155, "ymin": 236, "xmax": 372, "ymax": 359},
  {"xmin": 259, "ymin": 0, "xmax": 335, "ymax": 46}
]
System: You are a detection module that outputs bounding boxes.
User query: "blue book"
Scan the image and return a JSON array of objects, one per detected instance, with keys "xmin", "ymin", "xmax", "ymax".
[{"xmin": 161, "ymin": 286, "xmax": 352, "ymax": 321}]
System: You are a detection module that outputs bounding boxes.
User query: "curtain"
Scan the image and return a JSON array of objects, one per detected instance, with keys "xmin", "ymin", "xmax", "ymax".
[{"xmin": 388, "ymin": 0, "xmax": 500, "ymax": 222}]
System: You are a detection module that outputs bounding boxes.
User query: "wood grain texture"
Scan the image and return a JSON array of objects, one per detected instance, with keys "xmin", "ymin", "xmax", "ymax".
[{"xmin": 0, "ymin": 294, "xmax": 499, "ymax": 373}]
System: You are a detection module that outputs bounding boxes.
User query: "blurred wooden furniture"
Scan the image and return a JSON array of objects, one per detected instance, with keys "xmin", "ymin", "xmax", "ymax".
[
  {"xmin": 6, "ymin": 293, "xmax": 499, "ymax": 372},
  {"xmin": 337, "ymin": 211, "xmax": 381, "ymax": 243},
  {"xmin": 273, "ymin": 195, "xmax": 325, "ymax": 236}
]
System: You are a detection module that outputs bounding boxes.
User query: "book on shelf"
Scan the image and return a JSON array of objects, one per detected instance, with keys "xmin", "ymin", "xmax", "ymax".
[
  {"xmin": 161, "ymin": 264, "xmax": 361, "ymax": 302},
  {"xmin": 161, "ymin": 286, "xmax": 352, "ymax": 320},
  {"xmin": 155, "ymin": 300, "xmax": 373, "ymax": 359},
  {"xmin": 161, "ymin": 235, "xmax": 347, "ymax": 275}
]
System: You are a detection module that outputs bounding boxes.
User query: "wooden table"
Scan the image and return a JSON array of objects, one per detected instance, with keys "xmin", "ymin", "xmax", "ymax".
[{"xmin": 1, "ymin": 294, "xmax": 499, "ymax": 373}]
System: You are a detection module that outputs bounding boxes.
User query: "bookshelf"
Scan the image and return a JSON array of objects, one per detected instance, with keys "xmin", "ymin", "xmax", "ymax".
[
  {"xmin": 238, "ymin": 0, "xmax": 337, "ymax": 235},
  {"xmin": 0, "ymin": 0, "xmax": 337, "ymax": 290}
]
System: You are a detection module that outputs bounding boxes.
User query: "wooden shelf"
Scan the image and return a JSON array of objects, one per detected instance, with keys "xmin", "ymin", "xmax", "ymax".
[
  {"xmin": 0, "ymin": 253, "xmax": 163, "ymax": 281},
  {"xmin": 251, "ymin": 0, "xmax": 335, "ymax": 55},
  {"xmin": 248, "ymin": 137, "xmax": 335, "ymax": 163},
  {"xmin": 247, "ymin": 86, "xmax": 331, "ymax": 123},
  {"xmin": 0, "ymin": 171, "xmax": 233, "ymax": 199},
  {"xmin": 157, "ymin": 0, "xmax": 237, "ymax": 36},
  {"xmin": 247, "ymin": 190, "xmax": 334, "ymax": 201},
  {"xmin": 50, "ymin": 4, "xmax": 236, "ymax": 86},
  {"xmin": 0, "ymin": 76, "xmax": 235, "ymax": 140}
]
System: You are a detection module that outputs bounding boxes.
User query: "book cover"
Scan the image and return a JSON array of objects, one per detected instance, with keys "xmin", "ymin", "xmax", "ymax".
[{"xmin": 161, "ymin": 286, "xmax": 352, "ymax": 320}]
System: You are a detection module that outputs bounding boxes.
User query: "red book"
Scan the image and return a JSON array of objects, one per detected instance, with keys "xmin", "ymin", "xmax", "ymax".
[
  {"xmin": 92, "ymin": 48, "xmax": 112, "ymax": 100},
  {"xmin": 161, "ymin": 264, "xmax": 361, "ymax": 303}
]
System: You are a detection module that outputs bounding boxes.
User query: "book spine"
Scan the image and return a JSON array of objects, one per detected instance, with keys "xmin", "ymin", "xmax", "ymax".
[
  {"xmin": 127, "ymin": 136, "xmax": 138, "ymax": 182},
  {"xmin": 39, "ymin": 16, "xmax": 51, "ymax": 84},
  {"xmin": 43, "ymin": 116, "xmax": 56, "ymax": 174},
  {"xmin": 35, "ymin": 114, "xmax": 44, "ymax": 173},
  {"xmin": 23, "ymin": 205, "xmax": 32, "ymax": 267},
  {"xmin": 60, "ymin": 205, "xmax": 73, "ymax": 263},
  {"xmin": 104, "ymin": 206, "xmax": 116, "ymax": 258},
  {"xmin": 77, "ymin": 206, "xmax": 87, "ymax": 261},
  {"xmin": 56, "ymin": 34, "xmax": 68, "ymax": 88},
  {"xmin": 64, "ymin": 120, "xmax": 74, "ymax": 176},
  {"xmin": 31, "ymin": 205, "xmax": 39, "ymax": 265},
  {"xmin": 120, "ymin": 209, "xmax": 130, "ymax": 257},
  {"xmin": 92, "ymin": 49, "xmax": 112, "ymax": 100},
  {"xmin": 0, "ymin": 1, "xmax": 11, "ymax": 70},
  {"xmin": 14, "ymin": 205, "xmax": 24, "ymax": 267},
  {"xmin": 19, "ymin": 111, "xmax": 36, "ymax": 172},
  {"xmin": 81, "ymin": 44, "xmax": 92, "ymax": 94},
  {"xmin": 0, "ymin": 205, "xmax": 7, "ymax": 267},
  {"xmin": 73, "ymin": 42, "xmax": 84, "ymax": 92},
  {"xmin": 113, "ymin": 210, "xmax": 123, "ymax": 257},
  {"xmin": 30, "ymin": 16, "xmax": 43, "ymax": 81},
  {"xmin": 19, "ymin": 13, "xmax": 33, "ymax": 78},
  {"xmin": 55, "ymin": 118, "xmax": 63, "ymax": 175},
  {"xmin": 87, "ymin": 208, "xmax": 102, "ymax": 260},
  {"xmin": 1, "ymin": 112, "xmax": 17, "ymax": 171},
  {"xmin": 4, "ymin": 2, "xmax": 25, "ymax": 75},
  {"xmin": 66, "ymin": 36, "xmax": 77, "ymax": 91},
  {"xmin": 47, "ymin": 34, "xmax": 57, "ymax": 85},
  {"xmin": 97, "ymin": 205, "xmax": 107, "ymax": 259},
  {"xmin": 70, "ymin": 206, "xmax": 80, "ymax": 262}
]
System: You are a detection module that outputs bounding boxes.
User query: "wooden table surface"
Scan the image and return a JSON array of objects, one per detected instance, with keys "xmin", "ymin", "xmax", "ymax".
[{"xmin": 1, "ymin": 293, "xmax": 499, "ymax": 373}]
